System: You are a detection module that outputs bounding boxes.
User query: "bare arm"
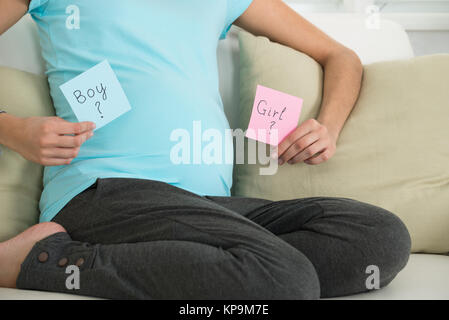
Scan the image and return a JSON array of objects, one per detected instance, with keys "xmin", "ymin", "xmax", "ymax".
[
  {"xmin": 234, "ymin": 0, "xmax": 363, "ymax": 165},
  {"xmin": 0, "ymin": 0, "xmax": 29, "ymax": 35},
  {"xmin": 0, "ymin": 0, "xmax": 95, "ymax": 165}
]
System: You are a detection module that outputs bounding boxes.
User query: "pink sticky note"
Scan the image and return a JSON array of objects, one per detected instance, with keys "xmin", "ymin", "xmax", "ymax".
[{"xmin": 246, "ymin": 85, "xmax": 303, "ymax": 146}]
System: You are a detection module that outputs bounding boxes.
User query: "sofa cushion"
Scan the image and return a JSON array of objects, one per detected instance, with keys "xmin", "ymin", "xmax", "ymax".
[
  {"xmin": 0, "ymin": 66, "xmax": 54, "ymax": 241},
  {"xmin": 232, "ymin": 30, "xmax": 449, "ymax": 253},
  {"xmin": 328, "ymin": 254, "xmax": 449, "ymax": 300}
]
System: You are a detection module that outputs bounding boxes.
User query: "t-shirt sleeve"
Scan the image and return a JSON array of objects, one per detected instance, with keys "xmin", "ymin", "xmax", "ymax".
[
  {"xmin": 28, "ymin": 0, "xmax": 49, "ymax": 14},
  {"xmin": 219, "ymin": 0, "xmax": 254, "ymax": 40}
]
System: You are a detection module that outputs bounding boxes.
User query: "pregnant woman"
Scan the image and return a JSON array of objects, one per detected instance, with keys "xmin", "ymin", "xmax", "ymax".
[{"xmin": 0, "ymin": 0, "xmax": 411, "ymax": 299}]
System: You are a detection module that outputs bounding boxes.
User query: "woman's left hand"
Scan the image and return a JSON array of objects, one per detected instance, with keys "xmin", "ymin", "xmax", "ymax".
[{"xmin": 274, "ymin": 118, "xmax": 337, "ymax": 166}]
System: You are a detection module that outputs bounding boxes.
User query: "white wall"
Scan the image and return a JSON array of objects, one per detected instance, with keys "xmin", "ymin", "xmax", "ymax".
[
  {"xmin": 284, "ymin": 1, "xmax": 449, "ymax": 56},
  {"xmin": 407, "ymin": 31, "xmax": 449, "ymax": 56}
]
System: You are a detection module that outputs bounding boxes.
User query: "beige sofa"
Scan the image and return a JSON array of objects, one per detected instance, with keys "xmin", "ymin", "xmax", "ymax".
[{"xmin": 0, "ymin": 11, "xmax": 448, "ymax": 300}]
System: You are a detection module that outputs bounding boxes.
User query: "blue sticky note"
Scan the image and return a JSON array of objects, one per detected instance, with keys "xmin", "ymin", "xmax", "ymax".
[{"xmin": 59, "ymin": 60, "xmax": 131, "ymax": 130}]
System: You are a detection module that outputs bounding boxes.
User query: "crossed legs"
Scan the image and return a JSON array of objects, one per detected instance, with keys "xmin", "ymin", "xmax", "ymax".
[{"xmin": 0, "ymin": 178, "xmax": 411, "ymax": 299}]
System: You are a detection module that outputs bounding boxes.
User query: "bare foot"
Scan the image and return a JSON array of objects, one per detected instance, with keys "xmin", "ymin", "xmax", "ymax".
[{"xmin": 0, "ymin": 222, "xmax": 67, "ymax": 288}]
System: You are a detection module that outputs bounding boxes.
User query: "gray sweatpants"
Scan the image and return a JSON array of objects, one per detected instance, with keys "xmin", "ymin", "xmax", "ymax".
[{"xmin": 16, "ymin": 178, "xmax": 411, "ymax": 299}]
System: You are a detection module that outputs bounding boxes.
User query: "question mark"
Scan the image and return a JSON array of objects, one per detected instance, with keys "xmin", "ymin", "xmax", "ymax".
[
  {"xmin": 95, "ymin": 101, "xmax": 103, "ymax": 118},
  {"xmin": 269, "ymin": 121, "xmax": 276, "ymax": 134}
]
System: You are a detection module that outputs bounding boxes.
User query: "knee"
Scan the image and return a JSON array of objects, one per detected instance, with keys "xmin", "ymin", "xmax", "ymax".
[
  {"xmin": 342, "ymin": 199, "xmax": 411, "ymax": 288},
  {"xmin": 246, "ymin": 248, "xmax": 321, "ymax": 300},
  {"xmin": 364, "ymin": 203, "xmax": 411, "ymax": 282},
  {"xmin": 275, "ymin": 252, "xmax": 321, "ymax": 300},
  {"xmin": 312, "ymin": 198, "xmax": 411, "ymax": 297}
]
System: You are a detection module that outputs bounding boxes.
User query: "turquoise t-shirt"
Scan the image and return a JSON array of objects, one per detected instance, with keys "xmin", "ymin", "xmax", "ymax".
[{"xmin": 28, "ymin": 0, "xmax": 253, "ymax": 222}]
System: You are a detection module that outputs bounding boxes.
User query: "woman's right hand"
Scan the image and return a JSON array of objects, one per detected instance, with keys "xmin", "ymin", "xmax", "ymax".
[
  {"xmin": 4, "ymin": 115, "xmax": 95, "ymax": 166},
  {"xmin": 0, "ymin": 2, "xmax": 96, "ymax": 166}
]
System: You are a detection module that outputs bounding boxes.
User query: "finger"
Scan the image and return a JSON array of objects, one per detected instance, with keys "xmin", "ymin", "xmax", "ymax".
[
  {"xmin": 304, "ymin": 150, "xmax": 331, "ymax": 165},
  {"xmin": 41, "ymin": 131, "xmax": 93, "ymax": 148},
  {"xmin": 279, "ymin": 131, "xmax": 320, "ymax": 164},
  {"xmin": 288, "ymin": 139, "xmax": 328, "ymax": 164},
  {"xmin": 41, "ymin": 147, "xmax": 80, "ymax": 159},
  {"xmin": 41, "ymin": 157, "xmax": 73, "ymax": 166},
  {"xmin": 55, "ymin": 131, "xmax": 93, "ymax": 148},
  {"xmin": 276, "ymin": 119, "xmax": 319, "ymax": 157},
  {"xmin": 55, "ymin": 120, "xmax": 96, "ymax": 135}
]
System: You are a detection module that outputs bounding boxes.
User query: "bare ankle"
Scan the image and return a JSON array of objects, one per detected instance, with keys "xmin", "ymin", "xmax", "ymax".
[{"xmin": 0, "ymin": 222, "xmax": 67, "ymax": 288}]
